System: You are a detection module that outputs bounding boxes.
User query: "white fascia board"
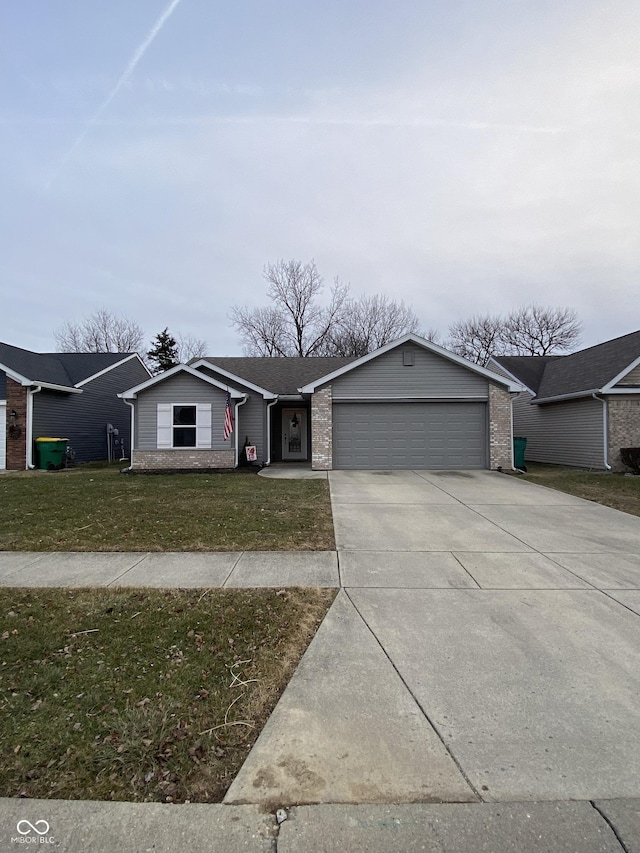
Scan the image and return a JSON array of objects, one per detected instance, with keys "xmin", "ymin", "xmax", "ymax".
[
  {"xmin": 533, "ymin": 388, "xmax": 600, "ymax": 405},
  {"xmin": 298, "ymin": 334, "xmax": 521, "ymax": 393},
  {"xmin": 486, "ymin": 358, "xmax": 531, "ymax": 394},
  {"xmin": 600, "ymin": 354, "xmax": 640, "ymax": 392},
  {"xmin": 191, "ymin": 359, "xmax": 277, "ymax": 399},
  {"xmin": 0, "ymin": 363, "xmax": 81, "ymax": 393},
  {"xmin": 75, "ymin": 353, "xmax": 151, "ymax": 388},
  {"xmin": 118, "ymin": 364, "xmax": 246, "ymax": 399},
  {"xmin": 601, "ymin": 387, "xmax": 640, "ymax": 395}
]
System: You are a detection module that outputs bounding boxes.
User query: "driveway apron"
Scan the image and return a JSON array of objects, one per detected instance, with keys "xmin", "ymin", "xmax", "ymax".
[{"xmin": 230, "ymin": 469, "xmax": 640, "ymax": 806}]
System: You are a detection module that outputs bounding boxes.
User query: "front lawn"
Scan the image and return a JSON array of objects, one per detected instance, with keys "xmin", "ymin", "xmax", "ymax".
[
  {"xmin": 0, "ymin": 586, "xmax": 336, "ymax": 802},
  {"xmin": 0, "ymin": 466, "xmax": 335, "ymax": 551},
  {"xmin": 520, "ymin": 463, "xmax": 640, "ymax": 517}
]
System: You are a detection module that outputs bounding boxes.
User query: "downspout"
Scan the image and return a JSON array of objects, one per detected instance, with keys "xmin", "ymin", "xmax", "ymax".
[
  {"xmin": 234, "ymin": 395, "xmax": 249, "ymax": 468},
  {"xmin": 509, "ymin": 392, "xmax": 517, "ymax": 471},
  {"xmin": 26, "ymin": 386, "xmax": 42, "ymax": 469},
  {"xmin": 592, "ymin": 393, "xmax": 612, "ymax": 471},
  {"xmin": 265, "ymin": 397, "xmax": 279, "ymax": 466},
  {"xmin": 122, "ymin": 398, "xmax": 135, "ymax": 471}
]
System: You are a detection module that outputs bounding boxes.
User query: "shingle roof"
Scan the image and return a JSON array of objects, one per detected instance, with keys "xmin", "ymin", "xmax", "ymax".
[
  {"xmin": 0, "ymin": 342, "xmax": 133, "ymax": 389},
  {"xmin": 197, "ymin": 356, "xmax": 357, "ymax": 395},
  {"xmin": 493, "ymin": 355, "xmax": 563, "ymax": 394},
  {"xmin": 494, "ymin": 329, "xmax": 640, "ymax": 400}
]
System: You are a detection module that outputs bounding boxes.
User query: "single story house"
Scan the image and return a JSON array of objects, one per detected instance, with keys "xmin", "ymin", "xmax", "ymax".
[
  {"xmin": 490, "ymin": 329, "xmax": 640, "ymax": 472},
  {"xmin": 0, "ymin": 342, "xmax": 150, "ymax": 470},
  {"xmin": 119, "ymin": 334, "xmax": 520, "ymax": 472}
]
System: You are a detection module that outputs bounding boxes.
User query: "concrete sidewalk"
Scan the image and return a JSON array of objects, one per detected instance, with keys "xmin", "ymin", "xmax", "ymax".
[{"xmin": 1, "ymin": 797, "xmax": 639, "ymax": 852}]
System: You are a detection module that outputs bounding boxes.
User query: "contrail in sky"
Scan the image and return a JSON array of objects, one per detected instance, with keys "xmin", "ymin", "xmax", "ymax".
[{"xmin": 45, "ymin": 0, "xmax": 183, "ymax": 189}]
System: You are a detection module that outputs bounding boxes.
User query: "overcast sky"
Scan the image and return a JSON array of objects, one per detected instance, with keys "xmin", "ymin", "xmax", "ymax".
[{"xmin": 1, "ymin": 0, "xmax": 639, "ymax": 356}]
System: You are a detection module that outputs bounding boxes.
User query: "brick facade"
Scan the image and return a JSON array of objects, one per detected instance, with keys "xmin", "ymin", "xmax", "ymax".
[
  {"xmin": 489, "ymin": 383, "xmax": 513, "ymax": 469},
  {"xmin": 311, "ymin": 386, "xmax": 332, "ymax": 470},
  {"xmin": 607, "ymin": 396, "xmax": 640, "ymax": 472},
  {"xmin": 6, "ymin": 378, "xmax": 28, "ymax": 470},
  {"xmin": 132, "ymin": 449, "xmax": 235, "ymax": 470}
]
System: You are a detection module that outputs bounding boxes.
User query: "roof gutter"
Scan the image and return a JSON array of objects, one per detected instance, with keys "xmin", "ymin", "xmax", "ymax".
[
  {"xmin": 592, "ymin": 393, "xmax": 612, "ymax": 471},
  {"xmin": 533, "ymin": 388, "xmax": 601, "ymax": 405}
]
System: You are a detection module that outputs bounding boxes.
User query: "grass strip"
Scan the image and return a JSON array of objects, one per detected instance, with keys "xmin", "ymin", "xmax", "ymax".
[
  {"xmin": 0, "ymin": 586, "xmax": 336, "ymax": 802},
  {"xmin": 0, "ymin": 466, "xmax": 335, "ymax": 551},
  {"xmin": 518, "ymin": 463, "xmax": 640, "ymax": 517}
]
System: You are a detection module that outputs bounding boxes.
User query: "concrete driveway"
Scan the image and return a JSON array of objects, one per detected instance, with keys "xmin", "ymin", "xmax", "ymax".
[{"xmin": 227, "ymin": 469, "xmax": 640, "ymax": 807}]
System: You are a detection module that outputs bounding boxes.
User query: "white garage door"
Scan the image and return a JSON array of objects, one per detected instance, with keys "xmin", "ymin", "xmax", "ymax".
[{"xmin": 333, "ymin": 401, "xmax": 487, "ymax": 469}]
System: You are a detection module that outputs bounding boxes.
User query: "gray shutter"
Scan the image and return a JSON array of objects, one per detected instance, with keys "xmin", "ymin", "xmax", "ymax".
[
  {"xmin": 196, "ymin": 403, "xmax": 212, "ymax": 448},
  {"xmin": 157, "ymin": 403, "xmax": 172, "ymax": 448}
]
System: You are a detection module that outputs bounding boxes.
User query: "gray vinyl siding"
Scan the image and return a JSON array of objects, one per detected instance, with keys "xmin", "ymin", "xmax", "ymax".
[
  {"xmin": 32, "ymin": 357, "xmax": 149, "ymax": 463},
  {"xmin": 328, "ymin": 343, "xmax": 489, "ymax": 400},
  {"xmin": 195, "ymin": 365, "xmax": 268, "ymax": 463},
  {"xmin": 512, "ymin": 393, "xmax": 605, "ymax": 468},
  {"xmin": 0, "ymin": 370, "xmax": 6, "ymax": 400},
  {"xmin": 135, "ymin": 373, "xmax": 231, "ymax": 451},
  {"xmin": 617, "ymin": 363, "xmax": 640, "ymax": 385}
]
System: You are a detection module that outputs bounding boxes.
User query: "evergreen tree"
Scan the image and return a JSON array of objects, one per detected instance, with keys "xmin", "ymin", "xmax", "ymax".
[{"xmin": 147, "ymin": 328, "xmax": 179, "ymax": 373}]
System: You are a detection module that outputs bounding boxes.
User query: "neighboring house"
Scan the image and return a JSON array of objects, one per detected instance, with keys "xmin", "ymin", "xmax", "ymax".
[
  {"xmin": 119, "ymin": 334, "xmax": 520, "ymax": 472},
  {"xmin": 0, "ymin": 342, "xmax": 151, "ymax": 470},
  {"xmin": 491, "ymin": 329, "xmax": 640, "ymax": 472}
]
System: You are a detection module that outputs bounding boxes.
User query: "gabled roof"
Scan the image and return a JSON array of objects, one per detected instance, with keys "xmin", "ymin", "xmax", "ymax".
[
  {"xmin": 490, "ymin": 355, "xmax": 562, "ymax": 395},
  {"xmin": 493, "ymin": 329, "xmax": 640, "ymax": 403},
  {"xmin": 194, "ymin": 356, "xmax": 357, "ymax": 396},
  {"xmin": 298, "ymin": 334, "xmax": 521, "ymax": 393},
  {"xmin": 119, "ymin": 364, "xmax": 247, "ymax": 399},
  {"xmin": 0, "ymin": 342, "xmax": 142, "ymax": 393}
]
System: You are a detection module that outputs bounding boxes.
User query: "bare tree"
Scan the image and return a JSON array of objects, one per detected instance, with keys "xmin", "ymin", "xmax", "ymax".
[
  {"xmin": 447, "ymin": 314, "xmax": 505, "ymax": 365},
  {"xmin": 176, "ymin": 333, "xmax": 208, "ymax": 362},
  {"xmin": 55, "ymin": 309, "xmax": 144, "ymax": 353},
  {"xmin": 500, "ymin": 304, "xmax": 582, "ymax": 355},
  {"xmin": 323, "ymin": 294, "xmax": 423, "ymax": 357},
  {"xmin": 447, "ymin": 304, "xmax": 582, "ymax": 365},
  {"xmin": 231, "ymin": 260, "xmax": 349, "ymax": 356}
]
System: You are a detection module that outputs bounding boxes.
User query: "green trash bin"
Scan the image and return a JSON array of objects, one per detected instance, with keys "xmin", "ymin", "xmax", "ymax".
[
  {"xmin": 36, "ymin": 437, "xmax": 69, "ymax": 471},
  {"xmin": 513, "ymin": 436, "xmax": 527, "ymax": 471}
]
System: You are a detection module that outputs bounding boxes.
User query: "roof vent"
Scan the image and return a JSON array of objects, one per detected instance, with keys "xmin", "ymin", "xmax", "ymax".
[{"xmin": 402, "ymin": 350, "xmax": 415, "ymax": 367}]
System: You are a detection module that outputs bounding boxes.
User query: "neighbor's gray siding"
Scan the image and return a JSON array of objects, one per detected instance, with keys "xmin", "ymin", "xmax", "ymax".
[
  {"xmin": 512, "ymin": 392, "xmax": 605, "ymax": 468},
  {"xmin": 135, "ymin": 373, "xmax": 230, "ymax": 452},
  {"xmin": 327, "ymin": 343, "xmax": 489, "ymax": 400},
  {"xmin": 195, "ymin": 365, "xmax": 268, "ymax": 463},
  {"xmin": 0, "ymin": 370, "xmax": 6, "ymax": 400},
  {"xmin": 32, "ymin": 357, "xmax": 149, "ymax": 463}
]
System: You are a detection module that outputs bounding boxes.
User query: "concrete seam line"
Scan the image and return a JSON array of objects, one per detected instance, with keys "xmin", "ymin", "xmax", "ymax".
[
  {"xmin": 336, "ymin": 550, "xmax": 343, "ymax": 588},
  {"xmin": 106, "ymin": 552, "xmax": 150, "ymax": 587},
  {"xmin": 590, "ymin": 801, "xmax": 631, "ymax": 853},
  {"xmin": 598, "ymin": 589, "xmax": 640, "ymax": 620},
  {"xmin": 450, "ymin": 552, "xmax": 482, "ymax": 588},
  {"xmin": 343, "ymin": 588, "xmax": 482, "ymax": 803},
  {"xmin": 540, "ymin": 553, "xmax": 601, "ymax": 590},
  {"xmin": 222, "ymin": 552, "xmax": 244, "ymax": 588}
]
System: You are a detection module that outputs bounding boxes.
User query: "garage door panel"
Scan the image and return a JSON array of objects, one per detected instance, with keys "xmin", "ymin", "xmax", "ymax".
[{"xmin": 333, "ymin": 402, "xmax": 487, "ymax": 470}]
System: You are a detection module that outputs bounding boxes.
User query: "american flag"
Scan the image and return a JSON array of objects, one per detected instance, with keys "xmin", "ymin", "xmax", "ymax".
[{"xmin": 223, "ymin": 391, "xmax": 233, "ymax": 441}]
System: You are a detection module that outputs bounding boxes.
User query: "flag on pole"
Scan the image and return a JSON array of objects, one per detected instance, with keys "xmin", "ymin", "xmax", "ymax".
[{"xmin": 223, "ymin": 391, "xmax": 233, "ymax": 441}]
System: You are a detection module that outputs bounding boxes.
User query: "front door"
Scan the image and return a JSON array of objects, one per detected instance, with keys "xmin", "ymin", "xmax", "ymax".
[{"xmin": 282, "ymin": 408, "xmax": 307, "ymax": 461}]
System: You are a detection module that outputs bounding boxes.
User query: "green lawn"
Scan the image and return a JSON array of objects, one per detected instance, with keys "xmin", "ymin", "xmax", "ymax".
[
  {"xmin": 0, "ymin": 586, "xmax": 336, "ymax": 803},
  {"xmin": 0, "ymin": 466, "xmax": 335, "ymax": 552},
  {"xmin": 519, "ymin": 463, "xmax": 640, "ymax": 517}
]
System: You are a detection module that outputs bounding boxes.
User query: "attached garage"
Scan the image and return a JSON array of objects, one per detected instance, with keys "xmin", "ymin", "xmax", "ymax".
[{"xmin": 333, "ymin": 401, "xmax": 487, "ymax": 469}]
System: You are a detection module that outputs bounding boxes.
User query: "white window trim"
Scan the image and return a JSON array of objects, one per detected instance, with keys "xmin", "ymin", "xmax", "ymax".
[{"xmin": 157, "ymin": 402, "xmax": 212, "ymax": 449}]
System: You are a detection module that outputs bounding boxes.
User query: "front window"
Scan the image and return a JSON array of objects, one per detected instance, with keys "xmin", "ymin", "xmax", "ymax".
[{"xmin": 173, "ymin": 405, "xmax": 196, "ymax": 447}]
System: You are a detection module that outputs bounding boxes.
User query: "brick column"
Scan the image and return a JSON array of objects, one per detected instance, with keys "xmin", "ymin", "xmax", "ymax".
[
  {"xmin": 311, "ymin": 386, "xmax": 332, "ymax": 470},
  {"xmin": 607, "ymin": 396, "xmax": 640, "ymax": 472},
  {"xmin": 6, "ymin": 378, "xmax": 28, "ymax": 470},
  {"xmin": 489, "ymin": 384, "xmax": 512, "ymax": 470}
]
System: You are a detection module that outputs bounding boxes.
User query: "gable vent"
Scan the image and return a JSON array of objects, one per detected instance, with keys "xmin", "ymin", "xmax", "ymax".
[{"xmin": 402, "ymin": 350, "xmax": 415, "ymax": 366}]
